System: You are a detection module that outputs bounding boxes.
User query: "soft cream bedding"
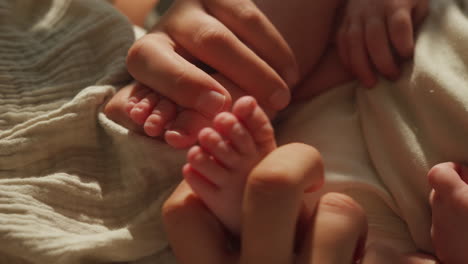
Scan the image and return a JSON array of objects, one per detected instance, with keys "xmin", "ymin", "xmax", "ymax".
[
  {"xmin": 1, "ymin": 0, "xmax": 468, "ymax": 263},
  {"xmin": 277, "ymin": 0, "xmax": 468, "ymax": 255}
]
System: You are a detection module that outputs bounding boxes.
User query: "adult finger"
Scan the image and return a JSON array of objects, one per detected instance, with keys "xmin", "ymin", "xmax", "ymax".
[
  {"xmin": 163, "ymin": 73, "xmax": 247, "ymax": 149},
  {"xmin": 388, "ymin": 8, "xmax": 414, "ymax": 59},
  {"xmin": 347, "ymin": 21, "xmax": 376, "ymax": 88},
  {"xmin": 365, "ymin": 17, "xmax": 400, "ymax": 80},
  {"xmin": 127, "ymin": 33, "xmax": 231, "ymax": 118},
  {"xmin": 165, "ymin": 0, "xmax": 291, "ymax": 110},
  {"xmin": 240, "ymin": 143, "xmax": 324, "ymax": 264},
  {"xmin": 297, "ymin": 193, "xmax": 367, "ymax": 264},
  {"xmin": 162, "ymin": 181, "xmax": 233, "ymax": 264},
  {"xmin": 203, "ymin": 0, "xmax": 299, "ymax": 87}
]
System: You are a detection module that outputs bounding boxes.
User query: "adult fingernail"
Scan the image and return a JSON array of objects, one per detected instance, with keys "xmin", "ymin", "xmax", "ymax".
[
  {"xmin": 269, "ymin": 88, "xmax": 291, "ymax": 110},
  {"xmin": 196, "ymin": 91, "xmax": 226, "ymax": 117}
]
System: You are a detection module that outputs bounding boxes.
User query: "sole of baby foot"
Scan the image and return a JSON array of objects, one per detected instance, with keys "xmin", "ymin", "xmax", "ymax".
[
  {"xmin": 183, "ymin": 96, "xmax": 277, "ymax": 234},
  {"xmin": 165, "ymin": 109, "xmax": 212, "ymax": 149}
]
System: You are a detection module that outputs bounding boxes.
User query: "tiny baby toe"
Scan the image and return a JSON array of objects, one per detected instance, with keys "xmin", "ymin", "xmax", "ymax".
[
  {"xmin": 152, "ymin": 98, "xmax": 177, "ymax": 127},
  {"xmin": 232, "ymin": 96, "xmax": 276, "ymax": 153},
  {"xmin": 130, "ymin": 93, "xmax": 159, "ymax": 125},
  {"xmin": 144, "ymin": 98, "xmax": 178, "ymax": 137},
  {"xmin": 127, "ymin": 85, "xmax": 151, "ymax": 106},
  {"xmin": 144, "ymin": 114, "xmax": 164, "ymax": 137},
  {"xmin": 198, "ymin": 127, "xmax": 240, "ymax": 169},
  {"xmin": 213, "ymin": 113, "xmax": 255, "ymax": 156},
  {"xmin": 187, "ymin": 145, "xmax": 229, "ymax": 187},
  {"xmin": 126, "ymin": 87, "xmax": 150, "ymax": 115},
  {"xmin": 124, "ymin": 101, "xmax": 137, "ymax": 115},
  {"xmin": 231, "ymin": 96, "xmax": 257, "ymax": 119}
]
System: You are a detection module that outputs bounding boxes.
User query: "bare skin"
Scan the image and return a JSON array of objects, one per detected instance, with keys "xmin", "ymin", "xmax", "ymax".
[
  {"xmin": 428, "ymin": 162, "xmax": 468, "ymax": 264},
  {"xmin": 183, "ymin": 96, "xmax": 276, "ymax": 233},
  {"xmin": 106, "ymin": 0, "xmax": 437, "ymax": 262},
  {"xmin": 106, "ymin": 0, "xmax": 428, "ymax": 149},
  {"xmin": 163, "ymin": 142, "xmax": 373, "ymax": 264},
  {"xmin": 164, "ymin": 119, "xmax": 438, "ymax": 263}
]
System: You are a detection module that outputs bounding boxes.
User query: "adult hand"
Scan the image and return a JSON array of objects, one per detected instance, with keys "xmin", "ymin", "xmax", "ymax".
[
  {"xmin": 127, "ymin": 0, "xmax": 299, "ymax": 118},
  {"xmin": 162, "ymin": 143, "xmax": 368, "ymax": 264}
]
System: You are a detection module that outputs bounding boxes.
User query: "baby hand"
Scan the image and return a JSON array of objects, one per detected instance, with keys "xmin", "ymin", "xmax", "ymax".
[{"xmin": 336, "ymin": 0, "xmax": 429, "ymax": 87}]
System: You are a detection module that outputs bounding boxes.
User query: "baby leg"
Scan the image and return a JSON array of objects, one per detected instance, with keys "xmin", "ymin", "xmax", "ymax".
[
  {"xmin": 182, "ymin": 96, "xmax": 276, "ymax": 234},
  {"xmin": 427, "ymin": 162, "xmax": 468, "ymax": 264}
]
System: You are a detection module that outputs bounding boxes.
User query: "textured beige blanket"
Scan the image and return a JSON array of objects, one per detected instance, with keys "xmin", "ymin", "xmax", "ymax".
[
  {"xmin": 0, "ymin": 0, "xmax": 183, "ymax": 263},
  {"xmin": 1, "ymin": 0, "xmax": 468, "ymax": 263}
]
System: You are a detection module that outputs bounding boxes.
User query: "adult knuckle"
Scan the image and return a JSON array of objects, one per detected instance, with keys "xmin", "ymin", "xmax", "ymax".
[
  {"xmin": 237, "ymin": 5, "xmax": 262, "ymax": 26},
  {"xmin": 126, "ymin": 37, "xmax": 150, "ymax": 71},
  {"xmin": 193, "ymin": 24, "xmax": 230, "ymax": 48}
]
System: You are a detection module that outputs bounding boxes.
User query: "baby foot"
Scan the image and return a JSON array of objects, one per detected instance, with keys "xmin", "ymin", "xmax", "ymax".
[
  {"xmin": 106, "ymin": 75, "xmax": 276, "ymax": 149},
  {"xmin": 182, "ymin": 96, "xmax": 277, "ymax": 234},
  {"xmin": 427, "ymin": 162, "xmax": 468, "ymax": 264},
  {"xmin": 105, "ymin": 82, "xmax": 177, "ymax": 136},
  {"xmin": 105, "ymin": 83, "xmax": 211, "ymax": 147}
]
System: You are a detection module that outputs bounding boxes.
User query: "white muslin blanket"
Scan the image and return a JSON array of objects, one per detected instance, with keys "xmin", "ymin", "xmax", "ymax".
[{"xmin": 1, "ymin": 0, "xmax": 468, "ymax": 263}]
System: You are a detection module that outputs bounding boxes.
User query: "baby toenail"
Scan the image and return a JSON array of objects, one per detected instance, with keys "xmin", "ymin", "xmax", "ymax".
[
  {"xmin": 194, "ymin": 152, "xmax": 204, "ymax": 162},
  {"xmin": 128, "ymin": 97, "xmax": 139, "ymax": 103},
  {"xmin": 217, "ymin": 141, "xmax": 229, "ymax": 152},
  {"xmin": 133, "ymin": 106, "xmax": 143, "ymax": 112},
  {"xmin": 232, "ymin": 123, "xmax": 244, "ymax": 136},
  {"xmin": 196, "ymin": 91, "xmax": 226, "ymax": 117}
]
